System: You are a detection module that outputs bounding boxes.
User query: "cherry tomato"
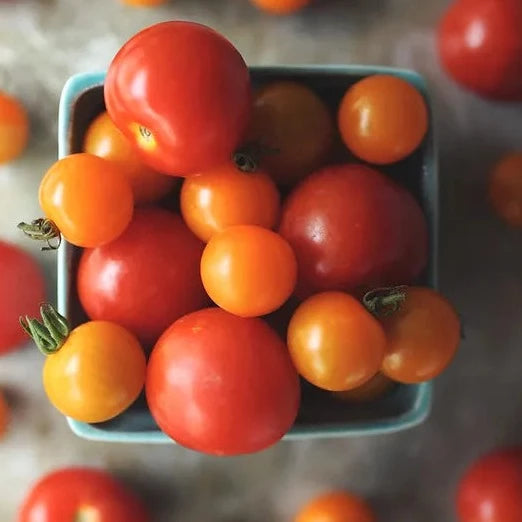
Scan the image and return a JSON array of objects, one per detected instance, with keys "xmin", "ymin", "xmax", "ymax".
[
  {"xmin": 83, "ymin": 111, "xmax": 175, "ymax": 204},
  {"xmin": 0, "ymin": 241, "xmax": 45, "ymax": 355},
  {"xmin": 372, "ymin": 287, "xmax": 461, "ymax": 384},
  {"xmin": 489, "ymin": 152, "xmax": 522, "ymax": 227},
  {"xmin": 0, "ymin": 390, "xmax": 9, "ymax": 439},
  {"xmin": 288, "ymin": 292, "xmax": 386, "ymax": 391},
  {"xmin": 0, "ymin": 91, "xmax": 29, "ymax": 164},
  {"xmin": 332, "ymin": 373, "xmax": 395, "ymax": 403},
  {"xmin": 438, "ymin": 0, "xmax": 522, "ymax": 101},
  {"xmin": 122, "ymin": 0, "xmax": 165, "ymax": 5},
  {"xmin": 251, "ymin": 0, "xmax": 311, "ymax": 15},
  {"xmin": 78, "ymin": 208, "xmax": 207, "ymax": 347},
  {"xmin": 201, "ymin": 225, "xmax": 297, "ymax": 317},
  {"xmin": 457, "ymin": 447, "xmax": 522, "ymax": 522},
  {"xmin": 279, "ymin": 164, "xmax": 428, "ymax": 298},
  {"xmin": 294, "ymin": 491, "xmax": 376, "ymax": 522},
  {"xmin": 105, "ymin": 22, "xmax": 251, "ymax": 175},
  {"xmin": 38, "ymin": 153, "xmax": 133, "ymax": 248},
  {"xmin": 146, "ymin": 307, "xmax": 300, "ymax": 455},
  {"xmin": 338, "ymin": 75, "xmax": 428, "ymax": 164},
  {"xmin": 22, "ymin": 305, "xmax": 146, "ymax": 423},
  {"xmin": 180, "ymin": 160, "xmax": 280, "ymax": 242},
  {"xmin": 244, "ymin": 81, "xmax": 334, "ymax": 185},
  {"xmin": 18, "ymin": 467, "xmax": 149, "ymax": 522}
]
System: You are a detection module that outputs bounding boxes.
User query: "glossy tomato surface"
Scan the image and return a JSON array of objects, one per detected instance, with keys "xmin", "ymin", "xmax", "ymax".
[
  {"xmin": 457, "ymin": 448, "xmax": 522, "ymax": 522},
  {"xmin": 279, "ymin": 164, "xmax": 428, "ymax": 298},
  {"xmin": 438, "ymin": 0, "xmax": 522, "ymax": 100},
  {"xmin": 0, "ymin": 241, "xmax": 45, "ymax": 355},
  {"xmin": 105, "ymin": 21, "xmax": 251, "ymax": 175},
  {"xmin": 146, "ymin": 308, "xmax": 300, "ymax": 455},
  {"xmin": 18, "ymin": 467, "xmax": 149, "ymax": 522},
  {"xmin": 78, "ymin": 208, "xmax": 207, "ymax": 347}
]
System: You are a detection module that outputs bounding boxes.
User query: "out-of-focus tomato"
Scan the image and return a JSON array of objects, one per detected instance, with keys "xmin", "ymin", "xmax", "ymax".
[
  {"xmin": 0, "ymin": 391, "xmax": 9, "ymax": 439},
  {"xmin": 78, "ymin": 208, "xmax": 208, "ymax": 347},
  {"xmin": 83, "ymin": 111, "xmax": 175, "ymax": 204},
  {"xmin": 368, "ymin": 286, "xmax": 460, "ymax": 384},
  {"xmin": 201, "ymin": 225, "xmax": 297, "ymax": 317},
  {"xmin": 180, "ymin": 161, "xmax": 280, "ymax": 242},
  {"xmin": 489, "ymin": 152, "xmax": 522, "ymax": 227},
  {"xmin": 21, "ymin": 305, "xmax": 146, "ymax": 423},
  {"xmin": 457, "ymin": 447, "xmax": 522, "ymax": 522},
  {"xmin": 18, "ymin": 467, "xmax": 150, "ymax": 522},
  {"xmin": 0, "ymin": 241, "xmax": 45, "ymax": 356},
  {"xmin": 338, "ymin": 75, "xmax": 428, "ymax": 164},
  {"xmin": 122, "ymin": 0, "xmax": 166, "ymax": 5},
  {"xmin": 279, "ymin": 164, "xmax": 428, "ymax": 298},
  {"xmin": 146, "ymin": 308, "xmax": 300, "ymax": 455},
  {"xmin": 287, "ymin": 292, "xmax": 386, "ymax": 391},
  {"xmin": 105, "ymin": 22, "xmax": 251, "ymax": 175},
  {"xmin": 294, "ymin": 491, "xmax": 376, "ymax": 522},
  {"xmin": 0, "ymin": 91, "xmax": 29, "ymax": 164},
  {"xmin": 332, "ymin": 373, "xmax": 395, "ymax": 403},
  {"xmin": 438, "ymin": 0, "xmax": 522, "ymax": 101},
  {"xmin": 35, "ymin": 153, "xmax": 133, "ymax": 248},
  {"xmin": 251, "ymin": 0, "xmax": 311, "ymax": 14},
  {"xmin": 243, "ymin": 81, "xmax": 334, "ymax": 185}
]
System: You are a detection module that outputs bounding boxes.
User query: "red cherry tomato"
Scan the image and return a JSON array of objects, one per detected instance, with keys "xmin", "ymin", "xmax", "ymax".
[
  {"xmin": 18, "ymin": 467, "xmax": 149, "ymax": 522},
  {"xmin": 438, "ymin": 0, "xmax": 522, "ymax": 101},
  {"xmin": 457, "ymin": 448, "xmax": 522, "ymax": 522},
  {"xmin": 78, "ymin": 208, "xmax": 207, "ymax": 347},
  {"xmin": 146, "ymin": 308, "xmax": 300, "ymax": 455},
  {"xmin": 105, "ymin": 22, "xmax": 251, "ymax": 175},
  {"xmin": 279, "ymin": 164, "xmax": 428, "ymax": 298},
  {"xmin": 0, "ymin": 241, "xmax": 45, "ymax": 355}
]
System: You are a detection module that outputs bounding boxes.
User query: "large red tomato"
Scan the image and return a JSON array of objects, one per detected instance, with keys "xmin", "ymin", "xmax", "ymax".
[
  {"xmin": 146, "ymin": 308, "xmax": 300, "ymax": 455},
  {"xmin": 77, "ymin": 208, "xmax": 207, "ymax": 347},
  {"xmin": 457, "ymin": 448, "xmax": 522, "ymax": 522},
  {"xmin": 438, "ymin": 0, "xmax": 522, "ymax": 101},
  {"xmin": 18, "ymin": 467, "xmax": 149, "ymax": 522},
  {"xmin": 278, "ymin": 164, "xmax": 428, "ymax": 298},
  {"xmin": 0, "ymin": 241, "xmax": 45, "ymax": 355},
  {"xmin": 105, "ymin": 22, "xmax": 252, "ymax": 175}
]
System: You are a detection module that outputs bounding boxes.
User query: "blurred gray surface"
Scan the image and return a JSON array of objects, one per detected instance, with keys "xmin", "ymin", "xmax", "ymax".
[{"xmin": 1, "ymin": 0, "xmax": 521, "ymax": 520}]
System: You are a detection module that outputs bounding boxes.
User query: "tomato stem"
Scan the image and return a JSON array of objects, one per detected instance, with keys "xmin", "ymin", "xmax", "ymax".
[
  {"xmin": 363, "ymin": 286, "xmax": 408, "ymax": 317},
  {"xmin": 17, "ymin": 218, "xmax": 62, "ymax": 251},
  {"xmin": 19, "ymin": 304, "xmax": 70, "ymax": 355},
  {"xmin": 233, "ymin": 142, "xmax": 280, "ymax": 173}
]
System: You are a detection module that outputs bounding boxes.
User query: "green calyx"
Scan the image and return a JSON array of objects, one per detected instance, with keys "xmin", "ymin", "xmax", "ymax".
[
  {"xmin": 363, "ymin": 286, "xmax": 408, "ymax": 317},
  {"xmin": 19, "ymin": 304, "xmax": 70, "ymax": 355},
  {"xmin": 17, "ymin": 218, "xmax": 62, "ymax": 251}
]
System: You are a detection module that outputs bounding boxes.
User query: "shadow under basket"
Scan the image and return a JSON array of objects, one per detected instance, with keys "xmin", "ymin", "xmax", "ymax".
[{"xmin": 58, "ymin": 66, "xmax": 437, "ymax": 444}]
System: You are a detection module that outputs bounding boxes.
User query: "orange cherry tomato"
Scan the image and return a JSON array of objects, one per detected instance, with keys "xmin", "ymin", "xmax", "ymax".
[
  {"xmin": 200, "ymin": 225, "xmax": 297, "ymax": 317},
  {"xmin": 244, "ymin": 81, "xmax": 334, "ymax": 185},
  {"xmin": 489, "ymin": 152, "xmax": 522, "ymax": 227},
  {"xmin": 374, "ymin": 287, "xmax": 461, "ymax": 383},
  {"xmin": 0, "ymin": 91, "xmax": 29, "ymax": 164},
  {"xmin": 122, "ymin": 0, "xmax": 166, "ymax": 5},
  {"xmin": 251, "ymin": 0, "xmax": 311, "ymax": 15},
  {"xmin": 39, "ymin": 153, "xmax": 134, "ymax": 248},
  {"xmin": 180, "ymin": 161, "xmax": 280, "ymax": 242},
  {"xmin": 332, "ymin": 373, "xmax": 395, "ymax": 403},
  {"xmin": 338, "ymin": 75, "xmax": 428, "ymax": 164},
  {"xmin": 83, "ymin": 112, "xmax": 175, "ymax": 204},
  {"xmin": 0, "ymin": 390, "xmax": 9, "ymax": 439},
  {"xmin": 295, "ymin": 491, "xmax": 376, "ymax": 522},
  {"xmin": 287, "ymin": 292, "xmax": 386, "ymax": 391}
]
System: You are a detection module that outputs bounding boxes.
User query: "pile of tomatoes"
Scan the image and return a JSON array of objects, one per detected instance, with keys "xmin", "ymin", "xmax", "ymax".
[{"xmin": 19, "ymin": 21, "xmax": 461, "ymax": 456}]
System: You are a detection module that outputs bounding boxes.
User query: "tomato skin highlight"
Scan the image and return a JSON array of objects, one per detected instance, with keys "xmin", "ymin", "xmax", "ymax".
[
  {"xmin": 18, "ymin": 467, "xmax": 150, "ymax": 522},
  {"xmin": 78, "ymin": 208, "xmax": 208, "ymax": 347},
  {"xmin": 105, "ymin": 21, "xmax": 252, "ymax": 175},
  {"xmin": 279, "ymin": 163, "xmax": 428, "ymax": 298},
  {"xmin": 146, "ymin": 308, "xmax": 300, "ymax": 455}
]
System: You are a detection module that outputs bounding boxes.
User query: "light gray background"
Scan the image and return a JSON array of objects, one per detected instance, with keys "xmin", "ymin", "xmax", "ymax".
[{"xmin": 1, "ymin": 0, "xmax": 521, "ymax": 520}]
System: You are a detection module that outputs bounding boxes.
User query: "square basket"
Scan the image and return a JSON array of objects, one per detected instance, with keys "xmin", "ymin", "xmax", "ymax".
[{"xmin": 58, "ymin": 66, "xmax": 437, "ymax": 443}]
